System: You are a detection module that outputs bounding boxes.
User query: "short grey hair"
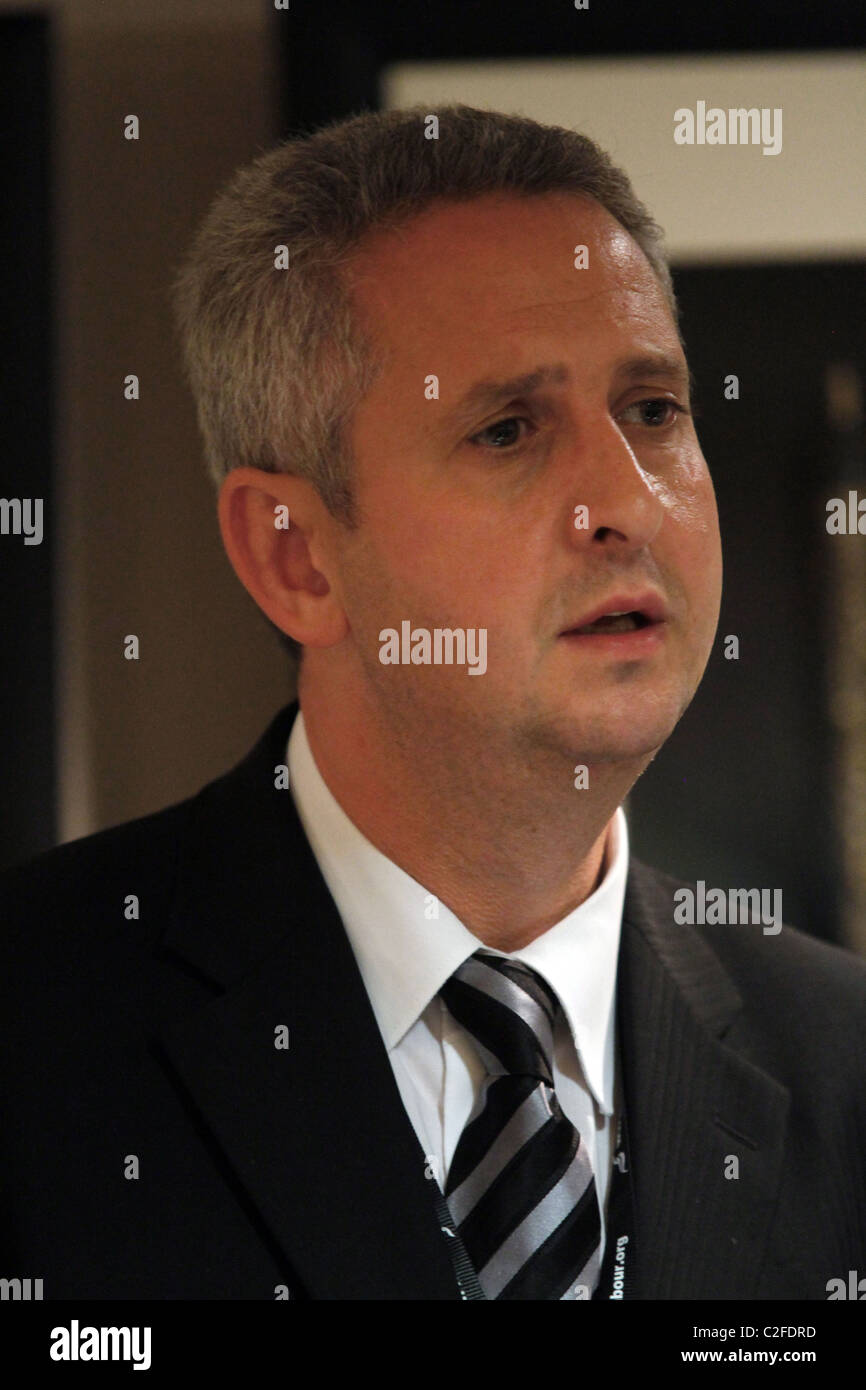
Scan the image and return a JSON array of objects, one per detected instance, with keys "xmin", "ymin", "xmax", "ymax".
[{"xmin": 171, "ymin": 103, "xmax": 679, "ymax": 665}]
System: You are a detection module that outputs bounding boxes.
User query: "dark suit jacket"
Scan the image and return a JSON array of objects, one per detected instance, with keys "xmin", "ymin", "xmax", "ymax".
[{"xmin": 1, "ymin": 700, "xmax": 865, "ymax": 1299}]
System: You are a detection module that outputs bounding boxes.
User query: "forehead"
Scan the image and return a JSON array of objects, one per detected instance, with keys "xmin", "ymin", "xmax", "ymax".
[{"xmin": 343, "ymin": 191, "xmax": 676, "ymax": 360}]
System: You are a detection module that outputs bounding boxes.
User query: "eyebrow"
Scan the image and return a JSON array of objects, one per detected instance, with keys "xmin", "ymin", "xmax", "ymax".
[{"xmin": 442, "ymin": 354, "xmax": 696, "ymax": 434}]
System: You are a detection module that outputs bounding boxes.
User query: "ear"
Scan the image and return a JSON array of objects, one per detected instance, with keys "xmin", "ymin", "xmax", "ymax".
[{"xmin": 217, "ymin": 467, "xmax": 349, "ymax": 649}]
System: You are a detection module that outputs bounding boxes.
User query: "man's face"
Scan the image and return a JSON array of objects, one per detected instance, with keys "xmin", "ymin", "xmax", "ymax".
[{"xmin": 330, "ymin": 191, "xmax": 722, "ymax": 768}]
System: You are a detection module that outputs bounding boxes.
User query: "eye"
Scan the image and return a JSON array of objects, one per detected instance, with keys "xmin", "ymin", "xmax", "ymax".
[
  {"xmin": 620, "ymin": 398, "xmax": 691, "ymax": 428},
  {"xmin": 468, "ymin": 416, "xmax": 534, "ymax": 450}
]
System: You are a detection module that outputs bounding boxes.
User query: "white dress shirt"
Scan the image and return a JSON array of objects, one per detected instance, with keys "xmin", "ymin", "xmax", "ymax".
[{"xmin": 286, "ymin": 707, "xmax": 629, "ymax": 1264}]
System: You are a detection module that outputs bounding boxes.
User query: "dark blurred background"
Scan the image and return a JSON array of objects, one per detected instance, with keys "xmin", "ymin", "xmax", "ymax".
[{"xmin": 3, "ymin": 0, "xmax": 865, "ymax": 952}]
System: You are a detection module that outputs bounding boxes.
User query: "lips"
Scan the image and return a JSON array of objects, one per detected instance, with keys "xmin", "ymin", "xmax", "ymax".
[{"xmin": 561, "ymin": 592, "xmax": 668, "ymax": 636}]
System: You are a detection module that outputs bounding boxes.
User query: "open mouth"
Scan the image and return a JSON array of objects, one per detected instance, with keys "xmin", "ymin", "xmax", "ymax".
[{"xmin": 567, "ymin": 611, "xmax": 654, "ymax": 635}]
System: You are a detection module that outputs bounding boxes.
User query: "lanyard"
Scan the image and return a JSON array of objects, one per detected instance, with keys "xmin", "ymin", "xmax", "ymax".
[
  {"xmin": 592, "ymin": 1099, "xmax": 637, "ymax": 1300},
  {"xmin": 433, "ymin": 1184, "xmax": 488, "ymax": 1300},
  {"xmin": 433, "ymin": 1083, "xmax": 637, "ymax": 1301}
]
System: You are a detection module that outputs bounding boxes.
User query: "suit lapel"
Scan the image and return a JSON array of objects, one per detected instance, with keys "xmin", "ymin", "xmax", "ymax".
[
  {"xmin": 618, "ymin": 860, "xmax": 790, "ymax": 1298},
  {"xmin": 154, "ymin": 701, "xmax": 460, "ymax": 1299}
]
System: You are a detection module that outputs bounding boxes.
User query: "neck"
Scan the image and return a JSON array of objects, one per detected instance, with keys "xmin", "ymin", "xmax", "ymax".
[{"xmin": 298, "ymin": 680, "xmax": 642, "ymax": 953}]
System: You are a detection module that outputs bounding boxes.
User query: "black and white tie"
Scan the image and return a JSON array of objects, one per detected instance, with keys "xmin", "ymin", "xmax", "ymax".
[{"xmin": 439, "ymin": 949, "xmax": 601, "ymax": 1300}]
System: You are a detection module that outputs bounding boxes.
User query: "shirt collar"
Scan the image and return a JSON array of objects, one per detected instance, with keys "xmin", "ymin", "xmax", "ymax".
[{"xmin": 286, "ymin": 707, "xmax": 628, "ymax": 1117}]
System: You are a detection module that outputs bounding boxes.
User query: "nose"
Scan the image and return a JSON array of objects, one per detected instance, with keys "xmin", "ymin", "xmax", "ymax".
[{"xmin": 566, "ymin": 416, "xmax": 665, "ymax": 553}]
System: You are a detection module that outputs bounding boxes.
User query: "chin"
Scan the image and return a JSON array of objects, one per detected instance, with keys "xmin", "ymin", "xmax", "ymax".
[
  {"xmin": 519, "ymin": 714, "xmax": 670, "ymax": 769},
  {"xmin": 544, "ymin": 696, "xmax": 684, "ymax": 764},
  {"xmin": 590, "ymin": 733, "xmax": 671, "ymax": 765}
]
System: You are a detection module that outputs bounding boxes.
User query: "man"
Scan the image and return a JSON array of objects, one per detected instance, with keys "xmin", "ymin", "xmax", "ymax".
[{"xmin": 2, "ymin": 104, "xmax": 865, "ymax": 1301}]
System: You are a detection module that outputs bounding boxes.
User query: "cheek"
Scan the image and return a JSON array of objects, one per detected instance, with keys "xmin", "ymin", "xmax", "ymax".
[
  {"xmin": 366, "ymin": 495, "xmax": 513, "ymax": 608},
  {"xmin": 691, "ymin": 476, "xmax": 723, "ymax": 583},
  {"xmin": 682, "ymin": 527, "xmax": 722, "ymax": 601},
  {"xmin": 666, "ymin": 460, "xmax": 721, "ymax": 552},
  {"xmin": 659, "ymin": 449, "xmax": 717, "ymax": 522},
  {"xmin": 661, "ymin": 471, "xmax": 723, "ymax": 614},
  {"xmin": 341, "ymin": 512, "xmax": 484, "ymax": 633}
]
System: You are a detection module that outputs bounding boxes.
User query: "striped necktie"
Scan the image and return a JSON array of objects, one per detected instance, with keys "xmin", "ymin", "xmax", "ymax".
[{"xmin": 439, "ymin": 949, "xmax": 601, "ymax": 1300}]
